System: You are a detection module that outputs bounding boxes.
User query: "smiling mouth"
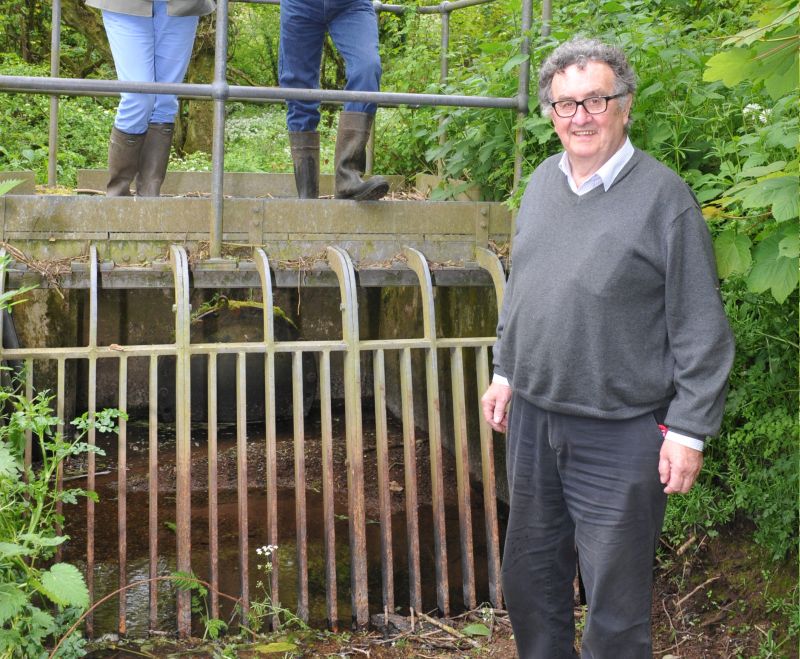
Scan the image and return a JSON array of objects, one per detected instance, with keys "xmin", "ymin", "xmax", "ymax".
[{"xmin": 573, "ymin": 130, "xmax": 596, "ymax": 136}]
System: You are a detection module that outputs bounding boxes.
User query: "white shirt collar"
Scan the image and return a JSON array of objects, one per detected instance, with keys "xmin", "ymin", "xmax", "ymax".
[{"xmin": 558, "ymin": 137, "xmax": 634, "ymax": 195}]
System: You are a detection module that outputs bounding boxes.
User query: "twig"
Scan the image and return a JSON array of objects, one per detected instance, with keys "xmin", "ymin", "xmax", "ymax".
[
  {"xmin": 676, "ymin": 534, "xmax": 696, "ymax": 556},
  {"xmin": 416, "ymin": 610, "xmax": 480, "ymax": 648},
  {"xmin": 675, "ymin": 575, "xmax": 720, "ymax": 608}
]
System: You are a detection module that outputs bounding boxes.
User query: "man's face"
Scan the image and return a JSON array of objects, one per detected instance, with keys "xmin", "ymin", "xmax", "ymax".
[{"xmin": 549, "ymin": 61, "xmax": 630, "ymax": 173}]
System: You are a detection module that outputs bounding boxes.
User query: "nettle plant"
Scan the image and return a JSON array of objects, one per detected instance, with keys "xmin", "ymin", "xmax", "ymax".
[{"xmin": 0, "ymin": 393, "xmax": 124, "ymax": 658}]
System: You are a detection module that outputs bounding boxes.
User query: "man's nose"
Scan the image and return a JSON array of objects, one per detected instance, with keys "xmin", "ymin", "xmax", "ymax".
[{"xmin": 572, "ymin": 104, "xmax": 592, "ymax": 123}]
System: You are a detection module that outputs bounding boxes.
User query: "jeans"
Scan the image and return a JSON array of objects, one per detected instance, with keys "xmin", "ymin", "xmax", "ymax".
[
  {"xmin": 103, "ymin": 1, "xmax": 199, "ymax": 134},
  {"xmin": 279, "ymin": 0, "xmax": 382, "ymax": 132},
  {"xmin": 501, "ymin": 395, "xmax": 668, "ymax": 658}
]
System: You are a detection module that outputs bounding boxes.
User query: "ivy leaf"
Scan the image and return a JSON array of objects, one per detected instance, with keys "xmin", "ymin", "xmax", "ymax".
[
  {"xmin": 714, "ymin": 229, "xmax": 752, "ymax": 278},
  {"xmin": 747, "ymin": 230, "xmax": 799, "ymax": 303},
  {"xmin": 39, "ymin": 563, "xmax": 90, "ymax": 609},
  {"xmin": 0, "ymin": 584, "xmax": 27, "ymax": 624},
  {"xmin": 462, "ymin": 622, "xmax": 491, "ymax": 637}
]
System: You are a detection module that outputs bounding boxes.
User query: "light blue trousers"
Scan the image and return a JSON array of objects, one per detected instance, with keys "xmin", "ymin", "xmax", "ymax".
[{"xmin": 103, "ymin": 2, "xmax": 199, "ymax": 134}]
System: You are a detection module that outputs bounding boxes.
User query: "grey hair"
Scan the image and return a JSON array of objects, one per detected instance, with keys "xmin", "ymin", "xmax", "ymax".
[{"xmin": 538, "ymin": 38, "xmax": 636, "ymax": 120}]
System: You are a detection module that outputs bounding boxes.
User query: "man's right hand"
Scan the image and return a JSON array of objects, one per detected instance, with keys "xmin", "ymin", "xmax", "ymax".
[{"xmin": 481, "ymin": 382, "xmax": 512, "ymax": 433}]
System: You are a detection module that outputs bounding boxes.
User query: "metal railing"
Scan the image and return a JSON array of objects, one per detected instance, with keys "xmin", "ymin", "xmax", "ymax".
[
  {"xmin": 0, "ymin": 0, "xmax": 549, "ymax": 258},
  {"xmin": 0, "ymin": 243, "xmax": 508, "ymax": 636}
]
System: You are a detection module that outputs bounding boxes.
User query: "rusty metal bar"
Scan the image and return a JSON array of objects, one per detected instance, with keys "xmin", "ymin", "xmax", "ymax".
[
  {"xmin": 236, "ymin": 352, "xmax": 250, "ymax": 618},
  {"xmin": 450, "ymin": 347, "xmax": 476, "ymax": 609},
  {"xmin": 293, "ymin": 350, "xmax": 309, "ymax": 622},
  {"xmin": 54, "ymin": 358, "xmax": 64, "ymax": 562},
  {"xmin": 399, "ymin": 347, "xmax": 421, "ymax": 613},
  {"xmin": 319, "ymin": 350, "xmax": 338, "ymax": 630},
  {"xmin": 24, "ymin": 361, "xmax": 33, "ymax": 471},
  {"xmin": 403, "ymin": 246, "xmax": 449, "ymax": 616},
  {"xmin": 476, "ymin": 346, "xmax": 502, "ymax": 608},
  {"xmin": 207, "ymin": 353, "xmax": 220, "ymax": 620},
  {"xmin": 325, "ymin": 246, "xmax": 368, "ymax": 627},
  {"xmin": 169, "ymin": 245, "xmax": 192, "ymax": 636},
  {"xmin": 373, "ymin": 348, "xmax": 394, "ymax": 614},
  {"xmin": 148, "ymin": 354, "xmax": 159, "ymax": 631},
  {"xmin": 86, "ymin": 245, "xmax": 98, "ymax": 637},
  {"xmin": 118, "ymin": 355, "xmax": 128, "ymax": 636},
  {"xmin": 255, "ymin": 249, "xmax": 279, "ymax": 622}
]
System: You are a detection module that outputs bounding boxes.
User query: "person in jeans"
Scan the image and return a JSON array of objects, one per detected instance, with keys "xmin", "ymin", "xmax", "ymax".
[
  {"xmin": 86, "ymin": 0, "xmax": 215, "ymax": 196},
  {"xmin": 279, "ymin": 0, "xmax": 389, "ymax": 201},
  {"xmin": 480, "ymin": 37, "xmax": 734, "ymax": 658}
]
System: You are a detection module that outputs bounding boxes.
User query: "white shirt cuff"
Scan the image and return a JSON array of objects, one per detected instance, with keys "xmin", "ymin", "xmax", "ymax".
[
  {"xmin": 665, "ymin": 430, "xmax": 705, "ymax": 452},
  {"xmin": 492, "ymin": 373, "xmax": 510, "ymax": 386}
]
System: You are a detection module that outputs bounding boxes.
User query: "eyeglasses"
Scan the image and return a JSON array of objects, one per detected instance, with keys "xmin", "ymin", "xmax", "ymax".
[{"xmin": 550, "ymin": 93, "xmax": 626, "ymax": 118}]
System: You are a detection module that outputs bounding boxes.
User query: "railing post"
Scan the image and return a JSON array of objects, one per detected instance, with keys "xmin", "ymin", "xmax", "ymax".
[
  {"xmin": 325, "ymin": 245, "xmax": 369, "ymax": 627},
  {"xmin": 437, "ymin": 2, "xmax": 451, "ymax": 177},
  {"xmin": 169, "ymin": 245, "xmax": 193, "ymax": 637},
  {"xmin": 210, "ymin": 0, "xmax": 230, "ymax": 258},
  {"xmin": 48, "ymin": 0, "xmax": 62, "ymax": 187},
  {"xmin": 402, "ymin": 245, "xmax": 449, "ymax": 616}
]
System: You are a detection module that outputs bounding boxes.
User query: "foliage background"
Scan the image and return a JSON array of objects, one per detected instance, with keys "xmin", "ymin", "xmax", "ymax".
[{"xmin": 0, "ymin": 0, "xmax": 797, "ymax": 649}]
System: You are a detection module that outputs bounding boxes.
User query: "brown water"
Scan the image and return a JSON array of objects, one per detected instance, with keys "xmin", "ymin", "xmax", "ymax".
[{"xmin": 62, "ymin": 415, "xmax": 502, "ymax": 637}]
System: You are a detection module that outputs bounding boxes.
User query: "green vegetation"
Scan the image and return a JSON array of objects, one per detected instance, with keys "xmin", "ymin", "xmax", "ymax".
[{"xmin": 0, "ymin": 0, "xmax": 797, "ymax": 650}]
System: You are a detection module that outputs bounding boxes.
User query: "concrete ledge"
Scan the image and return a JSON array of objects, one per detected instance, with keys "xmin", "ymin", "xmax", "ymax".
[{"xmin": 77, "ymin": 170, "xmax": 406, "ymax": 198}]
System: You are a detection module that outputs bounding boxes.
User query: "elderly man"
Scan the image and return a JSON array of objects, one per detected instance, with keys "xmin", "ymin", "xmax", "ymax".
[{"xmin": 481, "ymin": 38, "xmax": 734, "ymax": 657}]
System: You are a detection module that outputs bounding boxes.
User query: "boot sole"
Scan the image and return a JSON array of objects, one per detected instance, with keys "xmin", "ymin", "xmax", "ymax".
[{"xmin": 337, "ymin": 180, "xmax": 390, "ymax": 202}]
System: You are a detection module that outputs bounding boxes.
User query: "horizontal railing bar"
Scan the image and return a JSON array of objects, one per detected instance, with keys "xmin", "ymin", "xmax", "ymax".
[
  {"xmin": 0, "ymin": 336, "xmax": 494, "ymax": 360},
  {"xmin": 0, "ymin": 76, "xmax": 520, "ymax": 110}
]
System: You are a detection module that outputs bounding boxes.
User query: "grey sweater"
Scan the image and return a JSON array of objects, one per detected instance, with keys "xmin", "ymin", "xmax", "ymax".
[{"xmin": 494, "ymin": 148, "xmax": 734, "ymax": 438}]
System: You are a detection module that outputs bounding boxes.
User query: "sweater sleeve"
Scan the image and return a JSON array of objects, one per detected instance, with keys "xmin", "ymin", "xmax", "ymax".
[{"xmin": 663, "ymin": 205, "xmax": 734, "ymax": 438}]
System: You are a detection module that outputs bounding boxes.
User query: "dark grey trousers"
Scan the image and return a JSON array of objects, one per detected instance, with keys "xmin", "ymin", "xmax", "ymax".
[{"xmin": 501, "ymin": 395, "xmax": 667, "ymax": 658}]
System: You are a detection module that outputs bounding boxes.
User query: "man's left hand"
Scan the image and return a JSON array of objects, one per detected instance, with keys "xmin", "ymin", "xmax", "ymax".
[{"xmin": 659, "ymin": 439, "xmax": 703, "ymax": 494}]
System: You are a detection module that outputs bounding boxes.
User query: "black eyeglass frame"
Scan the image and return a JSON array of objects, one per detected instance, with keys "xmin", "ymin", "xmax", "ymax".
[{"xmin": 549, "ymin": 92, "xmax": 627, "ymax": 118}]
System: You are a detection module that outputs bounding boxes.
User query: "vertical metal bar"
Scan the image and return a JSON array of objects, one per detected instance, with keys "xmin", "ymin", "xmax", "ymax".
[
  {"xmin": 292, "ymin": 350, "xmax": 308, "ymax": 622},
  {"xmin": 513, "ymin": 0, "xmax": 533, "ymax": 191},
  {"xmin": 325, "ymin": 246, "xmax": 368, "ymax": 627},
  {"xmin": 210, "ymin": 0, "xmax": 230, "ymax": 258},
  {"xmin": 118, "ymin": 356, "xmax": 128, "ymax": 636},
  {"xmin": 399, "ymin": 347, "xmax": 421, "ymax": 613},
  {"xmin": 476, "ymin": 346, "xmax": 502, "ymax": 608},
  {"xmin": 207, "ymin": 353, "xmax": 220, "ymax": 620},
  {"xmin": 542, "ymin": 0, "xmax": 552, "ymax": 37},
  {"xmin": 86, "ymin": 245, "xmax": 98, "ymax": 637},
  {"xmin": 319, "ymin": 350, "xmax": 338, "ymax": 630},
  {"xmin": 373, "ymin": 349, "xmax": 394, "ymax": 613},
  {"xmin": 148, "ymin": 355, "xmax": 159, "ymax": 631},
  {"xmin": 24, "ymin": 360, "xmax": 33, "ymax": 471},
  {"xmin": 54, "ymin": 359, "xmax": 64, "ymax": 562},
  {"xmin": 437, "ymin": 6, "xmax": 450, "ymax": 177},
  {"xmin": 170, "ymin": 245, "xmax": 192, "ymax": 636},
  {"xmin": 236, "ymin": 352, "xmax": 250, "ymax": 618},
  {"xmin": 403, "ymin": 246, "xmax": 449, "ymax": 616},
  {"xmin": 450, "ymin": 347, "xmax": 476, "ymax": 609},
  {"xmin": 475, "ymin": 247, "xmax": 506, "ymax": 310},
  {"xmin": 47, "ymin": 0, "xmax": 62, "ymax": 187},
  {"xmin": 255, "ymin": 249, "xmax": 279, "ymax": 622}
]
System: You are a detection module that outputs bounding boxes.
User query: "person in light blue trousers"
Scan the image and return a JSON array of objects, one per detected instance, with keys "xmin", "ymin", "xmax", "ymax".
[
  {"xmin": 86, "ymin": 0, "xmax": 215, "ymax": 196},
  {"xmin": 279, "ymin": 0, "xmax": 389, "ymax": 201}
]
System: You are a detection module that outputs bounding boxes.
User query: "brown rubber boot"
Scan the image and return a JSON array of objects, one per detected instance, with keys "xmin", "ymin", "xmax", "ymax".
[
  {"xmin": 289, "ymin": 131, "xmax": 320, "ymax": 199},
  {"xmin": 135, "ymin": 122, "xmax": 174, "ymax": 197},
  {"xmin": 106, "ymin": 127, "xmax": 145, "ymax": 197},
  {"xmin": 334, "ymin": 111, "xmax": 389, "ymax": 201}
]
